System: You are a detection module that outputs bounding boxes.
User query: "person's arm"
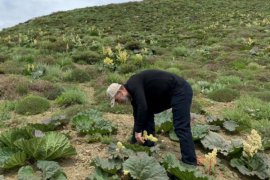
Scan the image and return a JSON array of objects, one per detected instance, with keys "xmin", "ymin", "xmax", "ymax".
[{"xmin": 132, "ymin": 85, "xmax": 148, "ymax": 133}]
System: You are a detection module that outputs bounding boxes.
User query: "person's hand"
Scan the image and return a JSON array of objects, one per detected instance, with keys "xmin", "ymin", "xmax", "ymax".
[{"xmin": 135, "ymin": 132, "xmax": 145, "ymax": 144}]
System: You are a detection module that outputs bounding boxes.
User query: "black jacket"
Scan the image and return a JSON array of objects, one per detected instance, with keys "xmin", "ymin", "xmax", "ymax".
[{"xmin": 124, "ymin": 69, "xmax": 186, "ymax": 132}]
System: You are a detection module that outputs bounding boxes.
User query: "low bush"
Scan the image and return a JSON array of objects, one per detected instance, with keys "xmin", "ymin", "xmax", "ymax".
[
  {"xmin": 15, "ymin": 95, "xmax": 50, "ymax": 115},
  {"xmin": 208, "ymin": 88, "xmax": 240, "ymax": 102},
  {"xmin": 65, "ymin": 68, "xmax": 91, "ymax": 82},
  {"xmin": 72, "ymin": 51, "xmax": 101, "ymax": 64},
  {"xmin": 172, "ymin": 46, "xmax": 190, "ymax": 57},
  {"xmin": 56, "ymin": 89, "xmax": 86, "ymax": 107}
]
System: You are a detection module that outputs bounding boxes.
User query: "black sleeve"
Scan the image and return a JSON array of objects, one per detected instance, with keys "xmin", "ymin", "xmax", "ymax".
[{"xmin": 131, "ymin": 84, "xmax": 148, "ymax": 133}]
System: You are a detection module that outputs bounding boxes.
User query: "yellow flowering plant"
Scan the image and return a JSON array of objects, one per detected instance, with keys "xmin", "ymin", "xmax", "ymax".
[
  {"xmin": 242, "ymin": 129, "xmax": 263, "ymax": 158},
  {"xmin": 117, "ymin": 50, "xmax": 129, "ymax": 64},
  {"xmin": 198, "ymin": 148, "xmax": 218, "ymax": 175},
  {"xmin": 143, "ymin": 130, "xmax": 158, "ymax": 142},
  {"xmin": 102, "ymin": 46, "xmax": 114, "ymax": 57}
]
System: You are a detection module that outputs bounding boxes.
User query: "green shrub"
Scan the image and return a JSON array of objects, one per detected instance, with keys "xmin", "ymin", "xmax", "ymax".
[
  {"xmin": 15, "ymin": 83, "xmax": 29, "ymax": 96},
  {"xmin": 229, "ymin": 60, "xmax": 247, "ymax": 70},
  {"xmin": 17, "ymin": 55, "xmax": 35, "ymax": 63},
  {"xmin": 125, "ymin": 41, "xmax": 142, "ymax": 50},
  {"xmin": 118, "ymin": 63, "xmax": 138, "ymax": 74},
  {"xmin": 223, "ymin": 96, "xmax": 270, "ymax": 133},
  {"xmin": 42, "ymin": 64, "xmax": 65, "ymax": 82},
  {"xmin": 0, "ymin": 61, "xmax": 25, "ymax": 74},
  {"xmin": 216, "ymin": 75, "xmax": 242, "ymax": 86},
  {"xmin": 56, "ymin": 89, "xmax": 86, "ymax": 107},
  {"xmin": 56, "ymin": 57, "xmax": 73, "ymax": 68},
  {"xmin": 15, "ymin": 95, "xmax": 50, "ymax": 115},
  {"xmin": 29, "ymin": 80, "xmax": 63, "ymax": 100},
  {"xmin": 65, "ymin": 68, "xmax": 91, "ymax": 82},
  {"xmin": 191, "ymin": 99, "xmax": 204, "ymax": 114},
  {"xmin": 252, "ymin": 91, "xmax": 270, "ymax": 102},
  {"xmin": 0, "ymin": 54, "xmax": 10, "ymax": 63},
  {"xmin": 106, "ymin": 72, "xmax": 127, "ymax": 84},
  {"xmin": 172, "ymin": 46, "xmax": 189, "ymax": 57},
  {"xmin": 40, "ymin": 40, "xmax": 68, "ymax": 52},
  {"xmin": 37, "ymin": 55, "xmax": 55, "ymax": 65},
  {"xmin": 166, "ymin": 67, "xmax": 182, "ymax": 76},
  {"xmin": 72, "ymin": 51, "xmax": 101, "ymax": 64},
  {"xmin": 208, "ymin": 88, "xmax": 240, "ymax": 102}
]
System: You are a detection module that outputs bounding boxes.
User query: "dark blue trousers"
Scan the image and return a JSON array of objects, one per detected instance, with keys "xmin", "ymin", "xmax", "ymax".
[{"xmin": 171, "ymin": 81, "xmax": 197, "ymax": 165}]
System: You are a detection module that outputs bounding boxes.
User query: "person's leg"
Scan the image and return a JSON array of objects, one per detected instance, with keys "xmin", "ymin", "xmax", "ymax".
[{"xmin": 171, "ymin": 82, "xmax": 197, "ymax": 165}]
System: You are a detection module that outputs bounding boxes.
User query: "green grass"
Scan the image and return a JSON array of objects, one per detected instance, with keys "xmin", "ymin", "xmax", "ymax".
[{"xmin": 223, "ymin": 96, "xmax": 270, "ymax": 136}]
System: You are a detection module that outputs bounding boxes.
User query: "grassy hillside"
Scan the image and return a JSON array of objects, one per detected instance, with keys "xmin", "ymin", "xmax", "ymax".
[{"xmin": 0, "ymin": 0, "xmax": 270, "ymax": 179}]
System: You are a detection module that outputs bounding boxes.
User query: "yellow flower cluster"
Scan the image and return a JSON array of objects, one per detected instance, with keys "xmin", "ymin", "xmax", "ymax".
[
  {"xmin": 143, "ymin": 130, "xmax": 158, "ymax": 142},
  {"xmin": 103, "ymin": 57, "xmax": 114, "ymax": 66},
  {"xmin": 116, "ymin": 141, "xmax": 125, "ymax": 152},
  {"xmin": 123, "ymin": 170, "xmax": 129, "ymax": 175},
  {"xmin": 117, "ymin": 50, "xmax": 129, "ymax": 64},
  {"xmin": 243, "ymin": 129, "xmax": 262, "ymax": 158},
  {"xmin": 27, "ymin": 64, "xmax": 35, "ymax": 72},
  {"xmin": 205, "ymin": 148, "xmax": 218, "ymax": 166},
  {"xmin": 246, "ymin": 37, "xmax": 255, "ymax": 46},
  {"xmin": 102, "ymin": 46, "xmax": 113, "ymax": 57}
]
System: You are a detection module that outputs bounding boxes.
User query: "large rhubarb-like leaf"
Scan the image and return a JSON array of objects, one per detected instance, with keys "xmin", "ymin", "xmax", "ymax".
[
  {"xmin": 192, "ymin": 124, "xmax": 209, "ymax": 141},
  {"xmin": 0, "ymin": 147, "xmax": 26, "ymax": 169},
  {"xmin": 0, "ymin": 128, "xmax": 33, "ymax": 149},
  {"xmin": 230, "ymin": 153, "xmax": 270, "ymax": 179},
  {"xmin": 206, "ymin": 115, "xmax": 224, "ymax": 126},
  {"xmin": 14, "ymin": 132, "xmax": 76, "ymax": 160},
  {"xmin": 86, "ymin": 168, "xmax": 119, "ymax": 180},
  {"xmin": 201, "ymin": 131, "xmax": 242, "ymax": 156},
  {"xmin": 18, "ymin": 166, "xmax": 41, "ymax": 180},
  {"xmin": 162, "ymin": 153, "xmax": 209, "ymax": 180},
  {"xmin": 37, "ymin": 160, "xmax": 67, "ymax": 180},
  {"xmin": 71, "ymin": 109, "xmax": 117, "ymax": 135},
  {"xmin": 91, "ymin": 157, "xmax": 121, "ymax": 175},
  {"xmin": 123, "ymin": 152, "xmax": 169, "ymax": 180},
  {"xmin": 223, "ymin": 120, "xmax": 239, "ymax": 132},
  {"xmin": 155, "ymin": 110, "xmax": 173, "ymax": 133}
]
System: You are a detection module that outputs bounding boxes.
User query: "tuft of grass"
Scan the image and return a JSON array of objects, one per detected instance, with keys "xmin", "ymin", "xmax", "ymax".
[
  {"xmin": 172, "ymin": 46, "xmax": 190, "ymax": 57},
  {"xmin": 15, "ymin": 95, "xmax": 50, "ymax": 115},
  {"xmin": 208, "ymin": 88, "xmax": 240, "ymax": 102},
  {"xmin": 56, "ymin": 88, "xmax": 86, "ymax": 107},
  {"xmin": 65, "ymin": 68, "xmax": 91, "ymax": 83},
  {"xmin": 72, "ymin": 50, "xmax": 101, "ymax": 65},
  {"xmin": 223, "ymin": 96, "xmax": 270, "ymax": 135}
]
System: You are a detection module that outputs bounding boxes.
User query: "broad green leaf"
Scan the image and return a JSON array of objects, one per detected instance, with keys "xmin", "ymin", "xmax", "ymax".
[
  {"xmin": 15, "ymin": 132, "xmax": 76, "ymax": 160},
  {"xmin": 191, "ymin": 124, "xmax": 209, "ymax": 141},
  {"xmin": 230, "ymin": 153, "xmax": 270, "ymax": 179},
  {"xmin": 162, "ymin": 153, "xmax": 210, "ymax": 180},
  {"xmin": 263, "ymin": 138, "xmax": 270, "ymax": 150},
  {"xmin": 37, "ymin": 160, "xmax": 67, "ymax": 180},
  {"xmin": 0, "ymin": 128, "xmax": 33, "ymax": 149},
  {"xmin": 18, "ymin": 166, "xmax": 41, "ymax": 180},
  {"xmin": 155, "ymin": 110, "xmax": 173, "ymax": 133},
  {"xmin": 169, "ymin": 129, "xmax": 179, "ymax": 142},
  {"xmin": 223, "ymin": 120, "xmax": 239, "ymax": 132},
  {"xmin": 206, "ymin": 116, "xmax": 224, "ymax": 126},
  {"xmin": 123, "ymin": 152, "xmax": 169, "ymax": 180},
  {"xmin": 86, "ymin": 167, "xmax": 119, "ymax": 180},
  {"xmin": 91, "ymin": 157, "xmax": 121, "ymax": 175},
  {"xmin": 123, "ymin": 142, "xmax": 151, "ymax": 154},
  {"xmin": 201, "ymin": 131, "xmax": 233, "ymax": 156},
  {"xmin": 0, "ymin": 147, "xmax": 26, "ymax": 169},
  {"xmin": 71, "ymin": 109, "xmax": 117, "ymax": 135},
  {"xmin": 108, "ymin": 143, "xmax": 134, "ymax": 161}
]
